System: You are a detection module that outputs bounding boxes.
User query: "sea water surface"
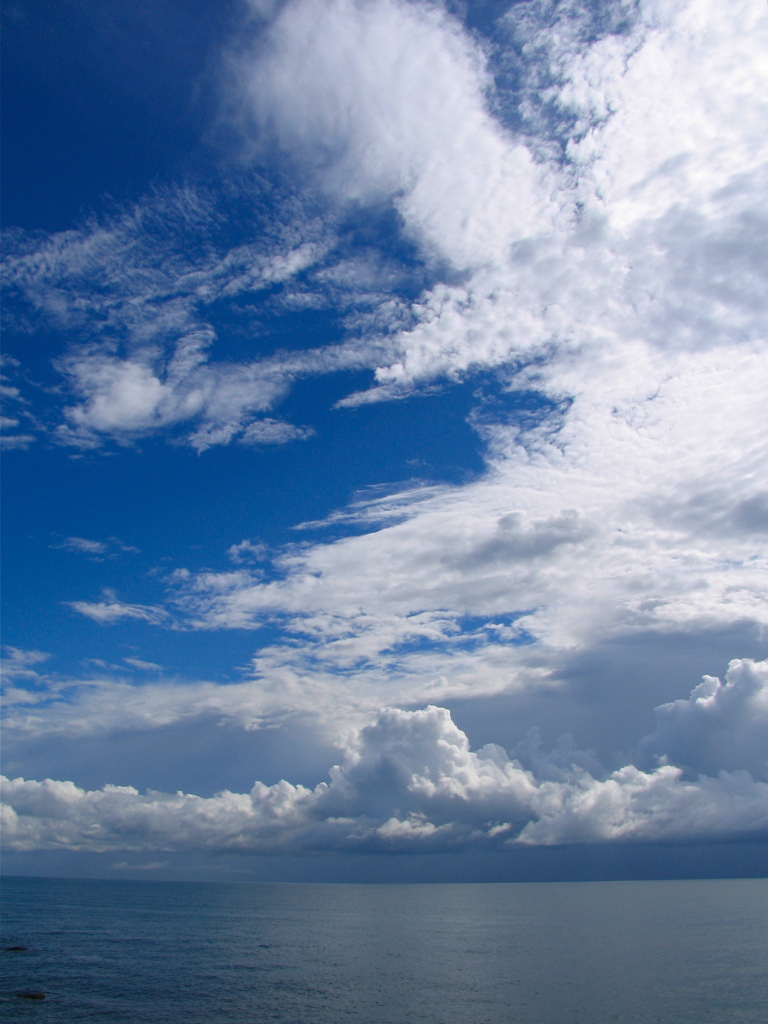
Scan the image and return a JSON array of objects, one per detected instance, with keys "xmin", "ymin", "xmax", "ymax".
[{"xmin": 1, "ymin": 877, "xmax": 766, "ymax": 1023}]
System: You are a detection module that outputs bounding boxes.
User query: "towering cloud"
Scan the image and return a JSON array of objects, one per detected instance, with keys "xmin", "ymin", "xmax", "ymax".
[{"xmin": 640, "ymin": 659, "xmax": 768, "ymax": 781}]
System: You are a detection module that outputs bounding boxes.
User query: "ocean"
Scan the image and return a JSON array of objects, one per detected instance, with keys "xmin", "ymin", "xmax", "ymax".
[{"xmin": 1, "ymin": 876, "xmax": 766, "ymax": 1023}]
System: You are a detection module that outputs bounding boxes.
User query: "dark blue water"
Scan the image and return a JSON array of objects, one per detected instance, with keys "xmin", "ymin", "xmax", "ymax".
[{"xmin": 1, "ymin": 877, "xmax": 766, "ymax": 1023}]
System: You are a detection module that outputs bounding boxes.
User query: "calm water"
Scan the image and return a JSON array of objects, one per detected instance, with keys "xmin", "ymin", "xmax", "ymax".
[{"xmin": 1, "ymin": 877, "xmax": 766, "ymax": 1023}]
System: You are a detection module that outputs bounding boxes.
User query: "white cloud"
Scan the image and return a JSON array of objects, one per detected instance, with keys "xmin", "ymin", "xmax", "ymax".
[
  {"xmin": 66, "ymin": 599, "xmax": 169, "ymax": 626},
  {"xmin": 225, "ymin": 0, "xmax": 768, "ymax": 394},
  {"xmin": 163, "ymin": 342, "xmax": 768, "ymax": 682},
  {"xmin": 234, "ymin": 0, "xmax": 555, "ymax": 269},
  {"xmin": 239, "ymin": 418, "xmax": 314, "ymax": 446},
  {"xmin": 123, "ymin": 657, "xmax": 163, "ymax": 673},
  {"xmin": 2, "ymin": 0, "xmax": 768, "ymax": 834},
  {"xmin": 1, "ymin": 669, "xmax": 285, "ymax": 738},
  {"xmin": 0, "ymin": 433, "xmax": 36, "ymax": 450},
  {"xmin": 56, "ymin": 322, "xmax": 768, "ymax": 726},
  {"xmin": 4, "ymin": 675, "xmax": 768, "ymax": 854},
  {"xmin": 56, "ymin": 336, "xmax": 290, "ymax": 451},
  {"xmin": 3, "ymin": 0, "xmax": 766, "ymax": 462},
  {"xmin": 0, "ymin": 649, "xmax": 120, "ymax": 712},
  {"xmin": 0, "ymin": 647, "xmax": 56, "ymax": 712},
  {"xmin": 558, "ymin": 0, "xmax": 768, "ymax": 229},
  {"xmin": 0, "ymin": 355, "xmax": 37, "ymax": 448},
  {"xmin": 57, "ymin": 537, "xmax": 109, "ymax": 555},
  {"xmin": 517, "ymin": 763, "xmax": 768, "ymax": 846},
  {"xmin": 53, "ymin": 329, "xmax": 762, "ymax": 715},
  {"xmin": 2, "ymin": 185, "xmax": 370, "ymax": 451},
  {"xmin": 640, "ymin": 658, "xmax": 768, "ymax": 780},
  {"xmin": 1, "ymin": 647, "xmax": 50, "ymax": 682},
  {"xmin": 0, "ymin": 639, "xmax": 529, "ymax": 740},
  {"xmin": 52, "ymin": 536, "xmax": 139, "ymax": 558},
  {"xmin": 227, "ymin": 539, "xmax": 268, "ymax": 563},
  {"xmin": 51, "ymin": 323, "xmax": 381, "ymax": 453}
]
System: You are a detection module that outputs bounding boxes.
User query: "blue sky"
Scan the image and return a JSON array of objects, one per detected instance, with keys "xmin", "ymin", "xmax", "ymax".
[{"xmin": 2, "ymin": 0, "xmax": 768, "ymax": 881}]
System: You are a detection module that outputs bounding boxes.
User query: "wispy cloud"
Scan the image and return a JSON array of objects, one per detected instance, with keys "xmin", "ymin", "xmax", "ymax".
[
  {"xmin": 239, "ymin": 418, "xmax": 314, "ymax": 446},
  {"xmin": 0, "ymin": 433, "xmax": 36, "ymax": 450},
  {"xmin": 123, "ymin": 657, "xmax": 163, "ymax": 673},
  {"xmin": 2, "ymin": 0, "xmax": 765, "ymax": 468},
  {"xmin": 56, "ymin": 537, "xmax": 109, "ymax": 555},
  {"xmin": 66, "ymin": 598, "xmax": 169, "ymax": 626},
  {"xmin": 2, "ymin": 0, "xmax": 765, "ymax": 466},
  {"xmin": 1, "ymin": 179, "xmax": 399, "ymax": 451},
  {"xmin": 1, "ymin": 646, "xmax": 50, "ymax": 682},
  {"xmin": 159, "ymin": 361, "xmax": 768, "ymax": 684},
  {"xmin": 52, "ymin": 536, "xmax": 139, "ymax": 558},
  {"xmin": 227, "ymin": 539, "xmax": 268, "ymax": 563},
  {"xmin": 0, "ymin": 355, "xmax": 36, "ymax": 449}
]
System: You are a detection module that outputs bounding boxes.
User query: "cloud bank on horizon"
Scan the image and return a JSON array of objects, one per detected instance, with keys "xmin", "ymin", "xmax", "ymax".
[
  {"xmin": 2, "ymin": 0, "xmax": 768, "ymax": 864},
  {"xmin": 4, "ymin": 659, "xmax": 768, "ymax": 853}
]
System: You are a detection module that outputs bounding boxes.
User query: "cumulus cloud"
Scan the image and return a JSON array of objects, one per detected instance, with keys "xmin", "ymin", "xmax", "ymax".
[
  {"xmin": 640, "ymin": 658, "xmax": 768, "ymax": 780},
  {"xmin": 4, "ymin": 675, "xmax": 768, "ymax": 854}
]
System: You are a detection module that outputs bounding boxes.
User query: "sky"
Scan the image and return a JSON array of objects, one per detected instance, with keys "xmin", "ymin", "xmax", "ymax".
[{"xmin": 1, "ymin": 0, "xmax": 767, "ymax": 882}]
